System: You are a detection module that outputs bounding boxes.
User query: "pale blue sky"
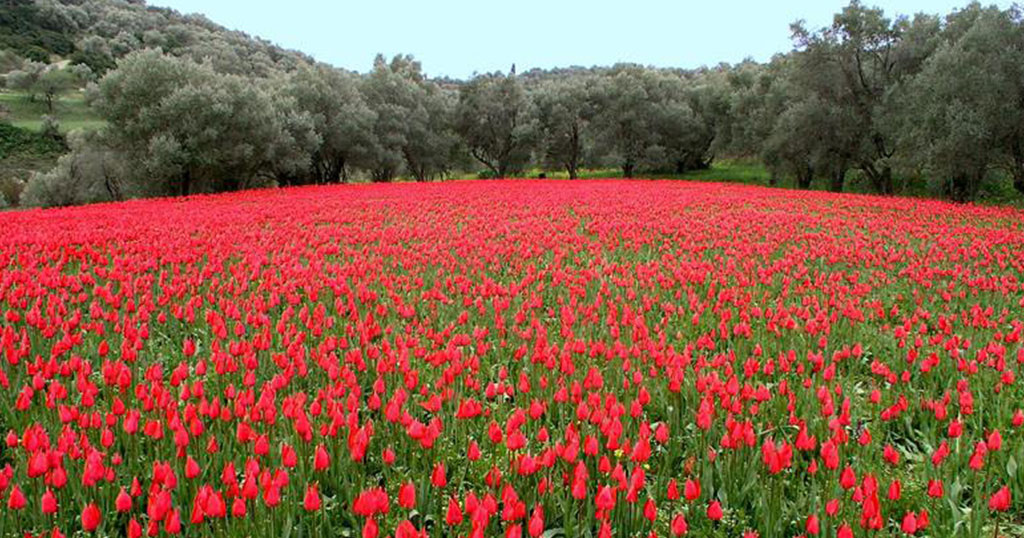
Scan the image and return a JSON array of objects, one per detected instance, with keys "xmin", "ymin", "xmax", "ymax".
[{"xmin": 150, "ymin": 0, "xmax": 1006, "ymax": 79}]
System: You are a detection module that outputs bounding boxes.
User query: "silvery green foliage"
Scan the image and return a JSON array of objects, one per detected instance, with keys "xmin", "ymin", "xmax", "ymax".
[
  {"xmin": 783, "ymin": 2, "xmax": 940, "ymax": 194},
  {"xmin": 899, "ymin": 5, "xmax": 1024, "ymax": 200},
  {"xmin": 282, "ymin": 63, "xmax": 377, "ymax": 184},
  {"xmin": 588, "ymin": 66, "xmax": 660, "ymax": 178},
  {"xmin": 5, "ymin": 61, "xmax": 47, "ymax": 94},
  {"xmin": 588, "ymin": 65, "xmax": 720, "ymax": 177},
  {"xmin": 362, "ymin": 54, "xmax": 458, "ymax": 182},
  {"xmin": 53, "ymin": 0, "xmax": 312, "ymax": 76},
  {"xmin": 532, "ymin": 76, "xmax": 593, "ymax": 179},
  {"xmin": 86, "ymin": 49, "xmax": 315, "ymax": 196},
  {"xmin": 454, "ymin": 70, "xmax": 538, "ymax": 178},
  {"xmin": 21, "ymin": 130, "xmax": 123, "ymax": 207}
]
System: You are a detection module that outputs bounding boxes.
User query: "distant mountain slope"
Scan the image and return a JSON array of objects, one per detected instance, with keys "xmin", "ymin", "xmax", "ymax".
[{"xmin": 1, "ymin": 0, "xmax": 314, "ymax": 76}]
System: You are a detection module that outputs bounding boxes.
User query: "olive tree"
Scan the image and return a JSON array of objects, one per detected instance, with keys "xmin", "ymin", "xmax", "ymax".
[
  {"xmin": 533, "ymin": 76, "xmax": 592, "ymax": 179},
  {"xmin": 900, "ymin": 5, "xmax": 1022, "ymax": 200},
  {"xmin": 88, "ymin": 49, "xmax": 315, "ymax": 196},
  {"xmin": 789, "ymin": 1, "xmax": 939, "ymax": 193},
  {"xmin": 21, "ymin": 130, "xmax": 126, "ymax": 207},
  {"xmin": 283, "ymin": 64, "xmax": 376, "ymax": 184},
  {"xmin": 589, "ymin": 66, "xmax": 660, "ymax": 178},
  {"xmin": 455, "ymin": 70, "xmax": 536, "ymax": 178},
  {"xmin": 362, "ymin": 54, "xmax": 458, "ymax": 182}
]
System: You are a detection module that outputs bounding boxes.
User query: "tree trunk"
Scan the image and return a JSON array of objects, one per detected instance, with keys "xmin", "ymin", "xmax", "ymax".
[
  {"xmin": 1010, "ymin": 142, "xmax": 1024, "ymax": 196},
  {"xmin": 181, "ymin": 169, "xmax": 192, "ymax": 197},
  {"xmin": 862, "ymin": 163, "xmax": 894, "ymax": 194},
  {"xmin": 797, "ymin": 164, "xmax": 813, "ymax": 190},
  {"xmin": 879, "ymin": 165, "xmax": 894, "ymax": 194},
  {"xmin": 622, "ymin": 159, "xmax": 635, "ymax": 178},
  {"xmin": 829, "ymin": 167, "xmax": 846, "ymax": 193}
]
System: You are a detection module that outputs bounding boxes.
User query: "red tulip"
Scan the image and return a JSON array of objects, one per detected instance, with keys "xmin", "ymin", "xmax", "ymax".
[
  {"xmin": 528, "ymin": 504, "xmax": 544, "ymax": 537},
  {"xmin": 163, "ymin": 508, "xmax": 181, "ymax": 534},
  {"xmin": 431, "ymin": 463, "xmax": 447, "ymax": 488},
  {"xmin": 41, "ymin": 488, "xmax": 57, "ymax": 514},
  {"xmin": 304, "ymin": 484, "xmax": 321, "ymax": 511},
  {"xmin": 643, "ymin": 498, "xmax": 657, "ymax": 522},
  {"xmin": 707, "ymin": 500, "xmax": 723, "ymax": 521},
  {"xmin": 363, "ymin": 518, "xmax": 379, "ymax": 538},
  {"xmin": 989, "ymin": 486, "xmax": 1011, "ymax": 511},
  {"xmin": 445, "ymin": 497, "xmax": 463, "ymax": 525},
  {"xmin": 595, "ymin": 485, "xmax": 615, "ymax": 510},
  {"xmin": 185, "ymin": 456, "xmax": 201, "ymax": 479},
  {"xmin": 806, "ymin": 514, "xmax": 819, "ymax": 535},
  {"xmin": 671, "ymin": 513, "xmax": 688, "ymax": 536},
  {"xmin": 398, "ymin": 482, "xmax": 416, "ymax": 508},
  {"xmin": 683, "ymin": 478, "xmax": 700, "ymax": 501},
  {"xmin": 901, "ymin": 511, "xmax": 919, "ymax": 534},
  {"xmin": 128, "ymin": 518, "xmax": 142, "ymax": 538},
  {"xmin": 7, "ymin": 485, "xmax": 25, "ymax": 510},
  {"xmin": 314, "ymin": 444, "xmax": 330, "ymax": 471},
  {"xmin": 81, "ymin": 503, "xmax": 101, "ymax": 532},
  {"xmin": 231, "ymin": 497, "xmax": 246, "ymax": 518}
]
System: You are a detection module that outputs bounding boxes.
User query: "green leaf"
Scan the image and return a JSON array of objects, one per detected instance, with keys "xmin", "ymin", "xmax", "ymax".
[
  {"xmin": 281, "ymin": 514, "xmax": 294, "ymax": 538},
  {"xmin": 1007, "ymin": 455, "xmax": 1018, "ymax": 478},
  {"xmin": 541, "ymin": 528, "xmax": 565, "ymax": 538}
]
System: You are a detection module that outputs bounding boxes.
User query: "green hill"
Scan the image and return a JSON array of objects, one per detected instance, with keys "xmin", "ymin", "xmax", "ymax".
[
  {"xmin": 0, "ymin": 90, "xmax": 105, "ymax": 133},
  {"xmin": 0, "ymin": 121, "xmax": 66, "ymax": 205}
]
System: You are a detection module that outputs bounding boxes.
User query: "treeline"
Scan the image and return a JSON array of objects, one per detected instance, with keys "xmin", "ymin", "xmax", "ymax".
[{"xmin": 6, "ymin": 0, "xmax": 1024, "ymax": 206}]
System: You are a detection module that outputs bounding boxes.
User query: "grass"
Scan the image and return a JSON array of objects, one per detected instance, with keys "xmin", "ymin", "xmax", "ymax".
[
  {"xmin": 530, "ymin": 160, "xmax": 1024, "ymax": 207},
  {"xmin": 0, "ymin": 90, "xmax": 105, "ymax": 133},
  {"xmin": 525, "ymin": 159, "xmax": 773, "ymax": 184},
  {"xmin": 0, "ymin": 122, "xmax": 66, "ymax": 204}
]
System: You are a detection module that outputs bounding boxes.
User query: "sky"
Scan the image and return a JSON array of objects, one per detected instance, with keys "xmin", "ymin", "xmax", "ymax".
[{"xmin": 148, "ymin": 0, "xmax": 1006, "ymax": 79}]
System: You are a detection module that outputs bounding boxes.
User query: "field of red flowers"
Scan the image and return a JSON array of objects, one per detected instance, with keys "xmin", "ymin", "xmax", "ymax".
[{"xmin": 1, "ymin": 180, "xmax": 1023, "ymax": 538}]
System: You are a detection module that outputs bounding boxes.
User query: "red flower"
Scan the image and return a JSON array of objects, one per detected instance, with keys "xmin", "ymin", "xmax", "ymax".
[
  {"xmin": 7, "ymin": 485, "xmax": 25, "ymax": 510},
  {"xmin": 671, "ymin": 513, "xmax": 688, "ymax": 536},
  {"xmin": 314, "ymin": 444, "xmax": 330, "ymax": 472},
  {"xmin": 165, "ymin": 508, "xmax": 182, "ymax": 534},
  {"xmin": 707, "ymin": 500, "xmax": 723, "ymax": 521},
  {"xmin": 41, "ymin": 488, "xmax": 57, "ymax": 514},
  {"xmin": 927, "ymin": 479, "xmax": 944, "ymax": 498},
  {"xmin": 431, "ymin": 463, "xmax": 447, "ymax": 488},
  {"xmin": 901, "ymin": 511, "xmax": 918, "ymax": 534},
  {"xmin": 643, "ymin": 498, "xmax": 657, "ymax": 522},
  {"xmin": 445, "ymin": 497, "xmax": 463, "ymax": 526},
  {"xmin": 81, "ymin": 503, "xmax": 101, "ymax": 532},
  {"xmin": 398, "ymin": 482, "xmax": 416, "ymax": 508},
  {"xmin": 231, "ymin": 497, "xmax": 247, "ymax": 518},
  {"xmin": 595, "ymin": 485, "xmax": 615, "ymax": 511},
  {"xmin": 128, "ymin": 518, "xmax": 142, "ymax": 538},
  {"xmin": 528, "ymin": 504, "xmax": 544, "ymax": 537},
  {"xmin": 362, "ymin": 518, "xmax": 379, "ymax": 538},
  {"xmin": 684, "ymin": 478, "xmax": 701, "ymax": 501},
  {"xmin": 806, "ymin": 514, "xmax": 819, "ymax": 535},
  {"xmin": 304, "ymin": 484, "xmax": 321, "ymax": 511},
  {"xmin": 989, "ymin": 486, "xmax": 1011, "ymax": 512}
]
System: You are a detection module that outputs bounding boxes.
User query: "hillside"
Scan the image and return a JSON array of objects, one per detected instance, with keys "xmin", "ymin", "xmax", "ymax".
[
  {"xmin": 0, "ymin": 121, "xmax": 64, "ymax": 205},
  {"xmin": 0, "ymin": 89, "xmax": 103, "ymax": 132},
  {"xmin": 0, "ymin": 0, "xmax": 323, "ymax": 205},
  {"xmin": 0, "ymin": 0, "xmax": 313, "ymax": 76}
]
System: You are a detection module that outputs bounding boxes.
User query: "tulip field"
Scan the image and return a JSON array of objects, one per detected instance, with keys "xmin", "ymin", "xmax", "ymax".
[{"xmin": 2, "ymin": 180, "xmax": 1024, "ymax": 538}]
